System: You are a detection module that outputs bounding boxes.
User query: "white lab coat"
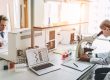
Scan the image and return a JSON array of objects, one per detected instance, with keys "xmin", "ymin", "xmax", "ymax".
[
  {"xmin": 90, "ymin": 35, "xmax": 110, "ymax": 64},
  {"xmin": 89, "ymin": 35, "xmax": 110, "ymax": 80},
  {"xmin": 90, "ymin": 52, "xmax": 110, "ymax": 65},
  {"xmin": 0, "ymin": 31, "xmax": 8, "ymax": 48}
]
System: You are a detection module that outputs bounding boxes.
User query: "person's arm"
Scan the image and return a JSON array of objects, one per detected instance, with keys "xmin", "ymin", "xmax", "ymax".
[
  {"xmin": 0, "ymin": 37, "xmax": 4, "ymax": 47},
  {"xmin": 90, "ymin": 52, "xmax": 110, "ymax": 65},
  {"xmin": 79, "ymin": 52, "xmax": 110, "ymax": 65}
]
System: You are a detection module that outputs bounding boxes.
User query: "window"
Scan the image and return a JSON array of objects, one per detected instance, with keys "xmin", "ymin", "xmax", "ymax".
[
  {"xmin": 2, "ymin": 0, "xmax": 29, "ymax": 31},
  {"xmin": 88, "ymin": 0, "xmax": 110, "ymax": 34},
  {"xmin": 44, "ymin": 1, "xmax": 89, "ymax": 34}
]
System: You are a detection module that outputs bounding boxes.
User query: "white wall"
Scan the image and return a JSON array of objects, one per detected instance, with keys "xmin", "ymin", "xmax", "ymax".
[
  {"xmin": 0, "ymin": 0, "xmax": 8, "ymax": 16},
  {"xmin": 88, "ymin": 0, "xmax": 110, "ymax": 35},
  {"xmin": 34, "ymin": 0, "xmax": 45, "ymax": 26}
]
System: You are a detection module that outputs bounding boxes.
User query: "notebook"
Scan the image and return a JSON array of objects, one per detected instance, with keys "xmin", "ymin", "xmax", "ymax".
[
  {"xmin": 26, "ymin": 48, "xmax": 60, "ymax": 75},
  {"xmin": 62, "ymin": 60, "xmax": 91, "ymax": 72}
]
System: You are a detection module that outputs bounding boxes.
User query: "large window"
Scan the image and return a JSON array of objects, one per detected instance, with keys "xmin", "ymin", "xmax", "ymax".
[
  {"xmin": 0, "ymin": 0, "xmax": 29, "ymax": 31},
  {"xmin": 44, "ymin": 1, "xmax": 59, "ymax": 25},
  {"xmin": 44, "ymin": 1, "xmax": 89, "ymax": 35},
  {"xmin": 45, "ymin": 0, "xmax": 110, "ymax": 35},
  {"xmin": 44, "ymin": 1, "xmax": 86, "ymax": 25},
  {"xmin": 88, "ymin": 0, "xmax": 110, "ymax": 34}
]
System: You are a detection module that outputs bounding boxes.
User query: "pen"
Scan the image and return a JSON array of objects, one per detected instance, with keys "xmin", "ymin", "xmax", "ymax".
[{"xmin": 73, "ymin": 63, "xmax": 78, "ymax": 67}]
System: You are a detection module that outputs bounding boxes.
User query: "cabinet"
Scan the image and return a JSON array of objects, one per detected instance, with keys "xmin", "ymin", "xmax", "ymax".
[
  {"xmin": 31, "ymin": 24, "xmax": 76, "ymax": 50},
  {"xmin": 32, "ymin": 27, "xmax": 56, "ymax": 50},
  {"xmin": 46, "ymin": 30, "xmax": 55, "ymax": 50},
  {"xmin": 8, "ymin": 28, "xmax": 31, "ymax": 63},
  {"xmin": 60, "ymin": 30, "xmax": 74, "ymax": 45}
]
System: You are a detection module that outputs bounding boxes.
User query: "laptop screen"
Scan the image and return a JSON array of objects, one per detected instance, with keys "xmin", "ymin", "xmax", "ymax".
[{"xmin": 26, "ymin": 48, "xmax": 49, "ymax": 67}]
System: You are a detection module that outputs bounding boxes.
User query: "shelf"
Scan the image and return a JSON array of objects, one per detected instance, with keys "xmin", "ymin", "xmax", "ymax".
[
  {"xmin": 32, "ymin": 22, "xmax": 88, "ymax": 31},
  {"xmin": 31, "ymin": 22, "xmax": 88, "ymax": 47}
]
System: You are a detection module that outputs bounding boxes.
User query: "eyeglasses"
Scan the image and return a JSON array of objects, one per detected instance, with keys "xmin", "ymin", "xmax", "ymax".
[
  {"xmin": 103, "ymin": 27, "xmax": 110, "ymax": 31},
  {"xmin": 106, "ymin": 27, "xmax": 110, "ymax": 31},
  {"xmin": 0, "ymin": 24, "xmax": 6, "ymax": 27}
]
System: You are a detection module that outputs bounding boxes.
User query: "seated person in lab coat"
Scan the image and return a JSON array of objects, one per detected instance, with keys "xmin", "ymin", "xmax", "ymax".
[
  {"xmin": 0, "ymin": 15, "xmax": 8, "ymax": 47},
  {"xmin": 79, "ymin": 19, "xmax": 110, "ymax": 80}
]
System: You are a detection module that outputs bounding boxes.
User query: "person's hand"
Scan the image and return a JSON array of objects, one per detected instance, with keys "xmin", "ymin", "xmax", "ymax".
[{"xmin": 79, "ymin": 53, "xmax": 90, "ymax": 62}]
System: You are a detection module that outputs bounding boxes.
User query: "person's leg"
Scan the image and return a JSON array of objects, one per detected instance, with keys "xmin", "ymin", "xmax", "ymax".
[{"xmin": 95, "ymin": 68, "xmax": 110, "ymax": 80}]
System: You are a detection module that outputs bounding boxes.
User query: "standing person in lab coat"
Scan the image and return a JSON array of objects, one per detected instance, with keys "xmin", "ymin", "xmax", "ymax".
[
  {"xmin": 79, "ymin": 19, "xmax": 110, "ymax": 80},
  {"xmin": 0, "ymin": 15, "xmax": 8, "ymax": 47}
]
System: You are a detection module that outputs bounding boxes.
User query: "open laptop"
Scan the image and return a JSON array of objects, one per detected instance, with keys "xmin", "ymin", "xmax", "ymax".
[{"xmin": 26, "ymin": 48, "xmax": 60, "ymax": 75}]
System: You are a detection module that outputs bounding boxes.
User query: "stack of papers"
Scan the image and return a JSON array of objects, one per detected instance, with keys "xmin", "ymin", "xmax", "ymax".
[{"xmin": 62, "ymin": 60, "xmax": 91, "ymax": 72}]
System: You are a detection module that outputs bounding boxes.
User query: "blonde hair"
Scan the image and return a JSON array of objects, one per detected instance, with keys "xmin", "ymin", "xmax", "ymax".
[{"xmin": 100, "ymin": 20, "xmax": 110, "ymax": 29}]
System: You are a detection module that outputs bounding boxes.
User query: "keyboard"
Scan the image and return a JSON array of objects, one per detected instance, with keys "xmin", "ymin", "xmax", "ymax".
[{"xmin": 32, "ymin": 63, "xmax": 54, "ymax": 71}]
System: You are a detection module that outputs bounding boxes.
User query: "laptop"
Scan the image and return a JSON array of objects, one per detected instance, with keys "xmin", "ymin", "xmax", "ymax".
[{"xmin": 26, "ymin": 48, "xmax": 60, "ymax": 75}]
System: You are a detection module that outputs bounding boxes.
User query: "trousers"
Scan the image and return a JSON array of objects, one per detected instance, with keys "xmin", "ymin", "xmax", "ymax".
[{"xmin": 95, "ymin": 68, "xmax": 110, "ymax": 80}]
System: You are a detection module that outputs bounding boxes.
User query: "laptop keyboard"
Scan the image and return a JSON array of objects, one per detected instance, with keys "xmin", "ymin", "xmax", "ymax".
[{"xmin": 32, "ymin": 63, "xmax": 54, "ymax": 71}]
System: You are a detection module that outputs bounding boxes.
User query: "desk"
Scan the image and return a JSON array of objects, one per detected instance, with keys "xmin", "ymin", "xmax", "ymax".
[{"xmin": 0, "ymin": 52, "xmax": 96, "ymax": 80}]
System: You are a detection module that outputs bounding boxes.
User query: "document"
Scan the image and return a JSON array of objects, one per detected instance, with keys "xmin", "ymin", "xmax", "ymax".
[{"xmin": 62, "ymin": 60, "xmax": 91, "ymax": 72}]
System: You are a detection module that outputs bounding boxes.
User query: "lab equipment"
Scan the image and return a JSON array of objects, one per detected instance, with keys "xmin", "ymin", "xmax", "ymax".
[{"xmin": 76, "ymin": 31, "xmax": 103, "ymax": 58}]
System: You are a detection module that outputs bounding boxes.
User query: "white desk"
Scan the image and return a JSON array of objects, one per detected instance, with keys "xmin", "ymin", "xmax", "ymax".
[{"xmin": 0, "ymin": 51, "xmax": 96, "ymax": 80}]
